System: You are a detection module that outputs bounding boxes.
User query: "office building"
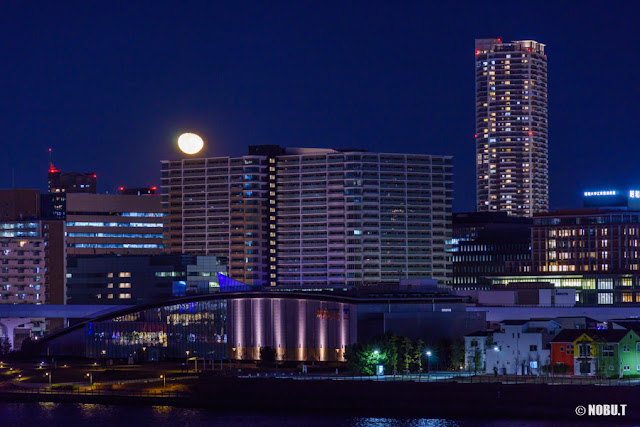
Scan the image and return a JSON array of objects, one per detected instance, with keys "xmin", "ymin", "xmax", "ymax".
[
  {"xmin": 582, "ymin": 189, "xmax": 640, "ymax": 210},
  {"xmin": 450, "ymin": 212, "xmax": 531, "ymax": 289},
  {"xmin": 161, "ymin": 146, "xmax": 453, "ymax": 288},
  {"xmin": 48, "ymin": 164, "xmax": 97, "ymax": 194},
  {"xmin": 66, "ymin": 254, "xmax": 226, "ymax": 305},
  {"xmin": 532, "ymin": 208, "xmax": 640, "ymax": 274},
  {"xmin": 48, "ymin": 163, "xmax": 97, "ymax": 194},
  {"xmin": 0, "ymin": 189, "xmax": 41, "ymax": 221},
  {"xmin": 43, "ymin": 193, "xmax": 163, "ymax": 255},
  {"xmin": 475, "ymin": 39, "xmax": 548, "ymax": 217}
]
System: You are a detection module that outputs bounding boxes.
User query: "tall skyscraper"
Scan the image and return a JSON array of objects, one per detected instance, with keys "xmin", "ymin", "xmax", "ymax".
[
  {"xmin": 161, "ymin": 146, "xmax": 453, "ymax": 288},
  {"xmin": 475, "ymin": 39, "xmax": 548, "ymax": 217}
]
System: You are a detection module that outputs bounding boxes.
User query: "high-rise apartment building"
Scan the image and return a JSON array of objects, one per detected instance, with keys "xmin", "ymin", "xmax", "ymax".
[
  {"xmin": 475, "ymin": 39, "xmax": 548, "ymax": 217},
  {"xmin": 0, "ymin": 238, "xmax": 46, "ymax": 303},
  {"xmin": 0, "ymin": 189, "xmax": 67, "ymax": 306},
  {"xmin": 161, "ymin": 146, "xmax": 453, "ymax": 288}
]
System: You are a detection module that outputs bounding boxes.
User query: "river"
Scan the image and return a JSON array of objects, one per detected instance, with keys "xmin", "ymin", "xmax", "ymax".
[{"xmin": 0, "ymin": 402, "xmax": 621, "ymax": 426}]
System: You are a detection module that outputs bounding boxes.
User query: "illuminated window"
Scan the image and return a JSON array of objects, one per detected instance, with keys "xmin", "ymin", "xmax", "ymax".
[
  {"xmin": 119, "ymin": 293, "xmax": 132, "ymax": 299},
  {"xmin": 119, "ymin": 283, "xmax": 132, "ymax": 289},
  {"xmin": 119, "ymin": 272, "xmax": 131, "ymax": 278}
]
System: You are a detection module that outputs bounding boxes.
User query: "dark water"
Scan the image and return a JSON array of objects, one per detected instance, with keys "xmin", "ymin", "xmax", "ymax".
[{"xmin": 0, "ymin": 402, "xmax": 628, "ymax": 426}]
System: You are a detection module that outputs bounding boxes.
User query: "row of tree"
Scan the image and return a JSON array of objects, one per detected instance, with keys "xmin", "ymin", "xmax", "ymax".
[{"xmin": 345, "ymin": 332, "xmax": 467, "ymax": 375}]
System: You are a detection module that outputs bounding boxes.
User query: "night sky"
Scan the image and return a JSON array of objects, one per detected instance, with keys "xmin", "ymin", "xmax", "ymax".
[{"xmin": 1, "ymin": 1, "xmax": 638, "ymax": 212}]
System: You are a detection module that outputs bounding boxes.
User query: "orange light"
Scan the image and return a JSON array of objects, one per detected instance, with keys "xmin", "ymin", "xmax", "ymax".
[
  {"xmin": 474, "ymin": 134, "xmax": 478, "ymax": 138},
  {"xmin": 151, "ymin": 186, "xmax": 157, "ymax": 191},
  {"xmin": 119, "ymin": 187, "xmax": 124, "ymax": 191},
  {"xmin": 528, "ymin": 131, "xmax": 533, "ymax": 136}
]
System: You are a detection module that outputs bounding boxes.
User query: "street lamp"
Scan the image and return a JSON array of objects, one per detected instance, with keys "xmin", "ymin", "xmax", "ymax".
[
  {"xmin": 45, "ymin": 372, "xmax": 51, "ymax": 386},
  {"xmin": 494, "ymin": 346, "xmax": 500, "ymax": 352},
  {"xmin": 426, "ymin": 351, "xmax": 432, "ymax": 375},
  {"xmin": 160, "ymin": 374, "xmax": 165, "ymax": 389},
  {"xmin": 186, "ymin": 350, "xmax": 190, "ymax": 371},
  {"xmin": 86, "ymin": 373, "xmax": 93, "ymax": 386}
]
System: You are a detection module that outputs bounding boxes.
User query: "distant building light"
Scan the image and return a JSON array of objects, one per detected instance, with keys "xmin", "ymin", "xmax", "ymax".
[
  {"xmin": 583, "ymin": 191, "xmax": 617, "ymax": 197},
  {"xmin": 630, "ymin": 190, "xmax": 640, "ymax": 199}
]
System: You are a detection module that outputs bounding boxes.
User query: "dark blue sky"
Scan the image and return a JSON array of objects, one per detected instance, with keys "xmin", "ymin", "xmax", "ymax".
[{"xmin": 1, "ymin": 1, "xmax": 638, "ymax": 212}]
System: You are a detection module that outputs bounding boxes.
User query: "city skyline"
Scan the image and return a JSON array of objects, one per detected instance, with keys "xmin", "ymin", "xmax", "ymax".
[{"xmin": 1, "ymin": 2, "xmax": 639, "ymax": 214}]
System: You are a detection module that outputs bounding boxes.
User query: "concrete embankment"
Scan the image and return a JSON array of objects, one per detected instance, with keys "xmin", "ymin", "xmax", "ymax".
[{"xmin": 0, "ymin": 378, "xmax": 637, "ymax": 421}]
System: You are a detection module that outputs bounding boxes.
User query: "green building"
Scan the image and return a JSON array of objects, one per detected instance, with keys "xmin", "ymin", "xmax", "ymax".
[{"xmin": 595, "ymin": 329, "xmax": 640, "ymax": 378}]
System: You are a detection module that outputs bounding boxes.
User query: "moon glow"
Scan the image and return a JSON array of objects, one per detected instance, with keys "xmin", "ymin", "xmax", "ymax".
[{"xmin": 178, "ymin": 133, "xmax": 204, "ymax": 154}]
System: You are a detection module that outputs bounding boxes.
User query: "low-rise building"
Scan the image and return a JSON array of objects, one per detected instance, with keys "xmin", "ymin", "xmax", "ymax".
[
  {"xmin": 464, "ymin": 330, "xmax": 492, "ymax": 372},
  {"xmin": 485, "ymin": 319, "xmax": 560, "ymax": 375},
  {"xmin": 550, "ymin": 328, "xmax": 640, "ymax": 377}
]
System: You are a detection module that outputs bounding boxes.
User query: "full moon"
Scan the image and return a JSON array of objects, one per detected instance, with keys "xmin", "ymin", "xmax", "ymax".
[{"xmin": 177, "ymin": 133, "xmax": 204, "ymax": 155}]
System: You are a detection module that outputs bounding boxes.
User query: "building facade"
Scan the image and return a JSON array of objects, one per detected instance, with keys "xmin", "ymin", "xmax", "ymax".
[
  {"xmin": 484, "ymin": 319, "xmax": 559, "ymax": 375},
  {"xmin": 41, "ymin": 290, "xmax": 482, "ymax": 362},
  {"xmin": 0, "ymin": 189, "xmax": 67, "ymax": 306},
  {"xmin": 43, "ymin": 193, "xmax": 164, "ymax": 256},
  {"xmin": 48, "ymin": 164, "xmax": 97, "ymax": 194},
  {"xmin": 161, "ymin": 146, "xmax": 453, "ymax": 288},
  {"xmin": 475, "ymin": 39, "xmax": 548, "ymax": 217},
  {"xmin": 450, "ymin": 212, "xmax": 531, "ymax": 289},
  {"xmin": 533, "ymin": 209, "xmax": 640, "ymax": 274},
  {"xmin": 0, "ymin": 189, "xmax": 41, "ymax": 221},
  {"xmin": 550, "ymin": 329, "xmax": 639, "ymax": 377},
  {"xmin": 0, "ymin": 238, "xmax": 46, "ymax": 303},
  {"xmin": 66, "ymin": 254, "xmax": 226, "ymax": 305}
]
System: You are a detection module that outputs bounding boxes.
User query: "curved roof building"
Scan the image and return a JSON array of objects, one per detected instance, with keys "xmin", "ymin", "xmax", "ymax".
[
  {"xmin": 42, "ymin": 291, "xmax": 357, "ymax": 362},
  {"xmin": 39, "ymin": 289, "xmax": 482, "ymax": 362}
]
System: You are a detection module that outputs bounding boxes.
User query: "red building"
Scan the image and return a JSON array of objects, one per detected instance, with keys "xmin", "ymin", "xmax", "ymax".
[{"xmin": 550, "ymin": 329, "xmax": 585, "ymax": 375}]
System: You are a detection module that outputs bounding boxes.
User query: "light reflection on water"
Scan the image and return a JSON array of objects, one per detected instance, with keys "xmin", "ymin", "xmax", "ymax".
[{"xmin": 0, "ymin": 403, "xmax": 619, "ymax": 427}]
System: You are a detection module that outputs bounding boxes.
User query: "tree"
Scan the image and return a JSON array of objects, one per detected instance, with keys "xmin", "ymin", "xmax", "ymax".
[
  {"xmin": 400, "ymin": 337, "xmax": 414, "ymax": 373},
  {"xmin": 449, "ymin": 339, "xmax": 465, "ymax": 371},
  {"xmin": 414, "ymin": 339, "xmax": 425, "ymax": 373},
  {"xmin": 345, "ymin": 336, "xmax": 394, "ymax": 375},
  {"xmin": 0, "ymin": 337, "xmax": 11, "ymax": 356},
  {"xmin": 388, "ymin": 334, "xmax": 399, "ymax": 373},
  {"xmin": 259, "ymin": 346, "xmax": 276, "ymax": 365},
  {"xmin": 472, "ymin": 347, "xmax": 483, "ymax": 374}
]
